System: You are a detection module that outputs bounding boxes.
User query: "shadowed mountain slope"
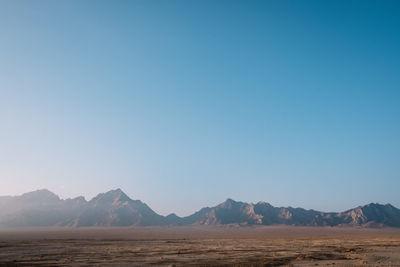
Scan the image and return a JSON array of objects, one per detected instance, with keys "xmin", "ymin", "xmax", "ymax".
[{"xmin": 0, "ymin": 189, "xmax": 399, "ymax": 228}]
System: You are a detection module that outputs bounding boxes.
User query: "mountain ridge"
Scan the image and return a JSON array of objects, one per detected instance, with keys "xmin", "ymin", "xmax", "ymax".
[{"xmin": 0, "ymin": 189, "xmax": 399, "ymax": 228}]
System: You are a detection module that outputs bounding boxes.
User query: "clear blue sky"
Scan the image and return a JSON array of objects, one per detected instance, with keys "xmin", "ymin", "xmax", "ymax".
[{"xmin": 1, "ymin": 0, "xmax": 399, "ymax": 216}]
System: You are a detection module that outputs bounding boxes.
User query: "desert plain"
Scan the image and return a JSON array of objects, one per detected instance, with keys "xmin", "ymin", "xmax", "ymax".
[{"xmin": 0, "ymin": 226, "xmax": 399, "ymax": 266}]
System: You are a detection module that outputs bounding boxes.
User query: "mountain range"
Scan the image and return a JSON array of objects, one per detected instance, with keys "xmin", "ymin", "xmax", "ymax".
[{"xmin": 0, "ymin": 189, "xmax": 399, "ymax": 228}]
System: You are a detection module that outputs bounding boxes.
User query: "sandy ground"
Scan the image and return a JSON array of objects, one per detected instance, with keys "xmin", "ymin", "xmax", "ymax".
[{"xmin": 0, "ymin": 226, "xmax": 399, "ymax": 266}]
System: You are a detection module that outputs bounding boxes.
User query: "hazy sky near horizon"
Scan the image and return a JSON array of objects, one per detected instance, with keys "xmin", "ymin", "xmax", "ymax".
[{"xmin": 1, "ymin": 0, "xmax": 399, "ymax": 216}]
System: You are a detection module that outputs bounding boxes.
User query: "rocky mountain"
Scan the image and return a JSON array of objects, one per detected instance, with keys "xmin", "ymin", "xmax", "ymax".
[
  {"xmin": 185, "ymin": 199, "xmax": 400, "ymax": 228},
  {"xmin": 0, "ymin": 189, "xmax": 82, "ymax": 227},
  {"xmin": 0, "ymin": 189, "xmax": 165, "ymax": 227},
  {"xmin": 73, "ymin": 189, "xmax": 165, "ymax": 227},
  {"xmin": 0, "ymin": 189, "xmax": 399, "ymax": 228}
]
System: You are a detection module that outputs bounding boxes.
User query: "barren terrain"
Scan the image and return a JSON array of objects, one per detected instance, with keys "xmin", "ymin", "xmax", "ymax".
[{"xmin": 0, "ymin": 226, "xmax": 399, "ymax": 266}]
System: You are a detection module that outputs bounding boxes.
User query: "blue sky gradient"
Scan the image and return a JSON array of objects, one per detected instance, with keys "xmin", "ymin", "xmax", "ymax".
[{"xmin": 1, "ymin": 0, "xmax": 399, "ymax": 215}]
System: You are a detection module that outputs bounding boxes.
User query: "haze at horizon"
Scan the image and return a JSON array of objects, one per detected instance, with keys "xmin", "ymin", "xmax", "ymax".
[{"xmin": 1, "ymin": 0, "xmax": 399, "ymax": 216}]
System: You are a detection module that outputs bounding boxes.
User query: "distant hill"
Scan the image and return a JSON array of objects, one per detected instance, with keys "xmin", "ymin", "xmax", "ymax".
[{"xmin": 0, "ymin": 189, "xmax": 399, "ymax": 228}]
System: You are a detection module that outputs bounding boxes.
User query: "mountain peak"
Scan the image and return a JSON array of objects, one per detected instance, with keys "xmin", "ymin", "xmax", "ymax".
[
  {"xmin": 360, "ymin": 203, "xmax": 389, "ymax": 210},
  {"xmin": 166, "ymin": 213, "xmax": 180, "ymax": 219},
  {"xmin": 256, "ymin": 201, "xmax": 272, "ymax": 207},
  {"xmin": 20, "ymin": 189, "xmax": 60, "ymax": 202},
  {"xmin": 108, "ymin": 188, "xmax": 125, "ymax": 195},
  {"xmin": 23, "ymin": 188, "xmax": 54, "ymax": 195},
  {"xmin": 385, "ymin": 203, "xmax": 397, "ymax": 209},
  {"xmin": 90, "ymin": 188, "xmax": 131, "ymax": 205},
  {"xmin": 218, "ymin": 198, "xmax": 240, "ymax": 209}
]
